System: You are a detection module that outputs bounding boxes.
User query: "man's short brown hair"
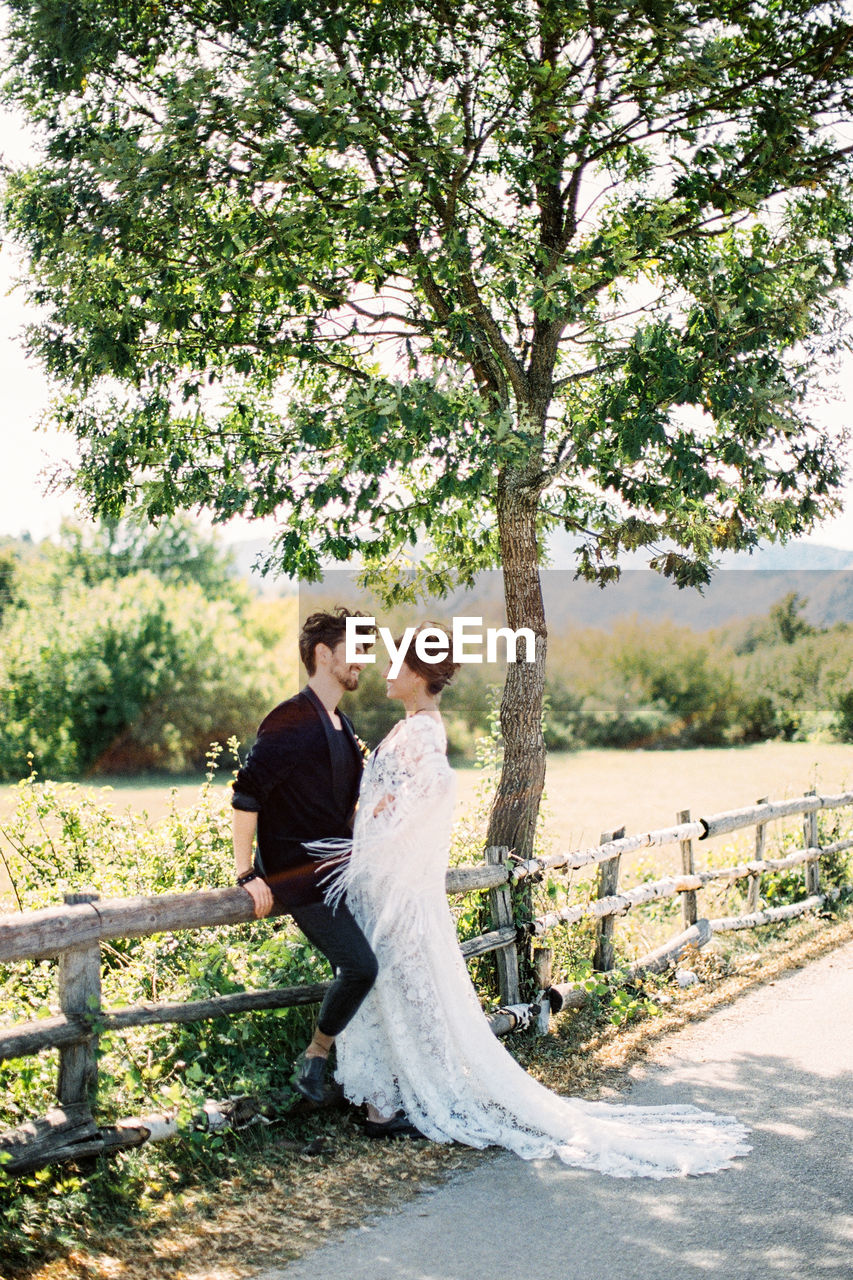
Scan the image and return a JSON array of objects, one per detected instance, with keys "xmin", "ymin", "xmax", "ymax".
[{"xmin": 299, "ymin": 607, "xmax": 372, "ymax": 675}]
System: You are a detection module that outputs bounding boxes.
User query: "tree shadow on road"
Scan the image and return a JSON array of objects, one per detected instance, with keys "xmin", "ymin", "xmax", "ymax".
[{"xmin": 522, "ymin": 1048, "xmax": 853, "ymax": 1280}]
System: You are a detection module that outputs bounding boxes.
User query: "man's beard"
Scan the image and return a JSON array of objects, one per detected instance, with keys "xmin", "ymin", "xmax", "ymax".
[{"xmin": 338, "ymin": 671, "xmax": 360, "ymax": 692}]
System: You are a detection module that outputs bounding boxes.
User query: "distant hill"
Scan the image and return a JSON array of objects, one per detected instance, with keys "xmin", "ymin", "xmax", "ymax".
[
  {"xmin": 539, "ymin": 568, "xmax": 853, "ymax": 631},
  {"xmin": 720, "ymin": 544, "xmax": 853, "ymax": 572},
  {"xmin": 444, "ymin": 568, "xmax": 853, "ymax": 631},
  {"xmin": 540, "ymin": 534, "xmax": 853, "ymax": 627},
  {"xmin": 546, "ymin": 527, "xmax": 853, "ymax": 572},
  {"xmin": 231, "ymin": 535, "xmax": 853, "ymax": 629}
]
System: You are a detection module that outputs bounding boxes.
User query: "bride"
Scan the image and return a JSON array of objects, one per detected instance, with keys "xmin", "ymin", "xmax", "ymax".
[{"xmin": 317, "ymin": 625, "xmax": 750, "ymax": 1178}]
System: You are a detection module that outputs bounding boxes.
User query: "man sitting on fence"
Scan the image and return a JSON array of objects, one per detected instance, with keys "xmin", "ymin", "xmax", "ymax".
[{"xmin": 231, "ymin": 607, "xmax": 378, "ymax": 1105}]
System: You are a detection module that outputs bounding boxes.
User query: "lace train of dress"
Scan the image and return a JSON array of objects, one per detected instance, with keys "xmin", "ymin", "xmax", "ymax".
[{"xmin": 328, "ymin": 715, "xmax": 750, "ymax": 1179}]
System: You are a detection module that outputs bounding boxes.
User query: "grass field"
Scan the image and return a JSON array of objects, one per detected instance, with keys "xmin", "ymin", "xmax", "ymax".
[
  {"xmin": 2, "ymin": 740, "xmax": 849, "ymax": 875},
  {"xmin": 464, "ymin": 740, "xmax": 853, "ymax": 853},
  {"xmin": 455, "ymin": 741, "xmax": 853, "ymax": 930}
]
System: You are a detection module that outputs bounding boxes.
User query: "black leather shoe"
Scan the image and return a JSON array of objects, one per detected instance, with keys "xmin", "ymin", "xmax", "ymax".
[
  {"xmin": 363, "ymin": 1110, "xmax": 425, "ymax": 1140},
  {"xmin": 292, "ymin": 1052, "xmax": 328, "ymax": 1104}
]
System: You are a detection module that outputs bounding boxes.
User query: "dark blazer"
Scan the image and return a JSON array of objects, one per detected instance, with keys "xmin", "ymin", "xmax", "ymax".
[{"xmin": 232, "ymin": 686, "xmax": 363, "ymax": 909}]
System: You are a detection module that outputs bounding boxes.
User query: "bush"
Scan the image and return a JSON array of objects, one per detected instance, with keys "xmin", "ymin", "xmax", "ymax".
[
  {"xmin": 0, "ymin": 759, "xmax": 328, "ymax": 1266},
  {"xmin": 0, "ymin": 573, "xmax": 290, "ymax": 778},
  {"xmin": 544, "ymin": 621, "xmax": 740, "ymax": 749},
  {"xmin": 733, "ymin": 626, "xmax": 853, "ymax": 743},
  {"xmin": 834, "ymin": 686, "xmax": 853, "ymax": 743}
]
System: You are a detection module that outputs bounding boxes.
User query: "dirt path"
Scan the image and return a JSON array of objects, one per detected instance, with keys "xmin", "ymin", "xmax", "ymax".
[{"xmin": 249, "ymin": 938, "xmax": 853, "ymax": 1280}]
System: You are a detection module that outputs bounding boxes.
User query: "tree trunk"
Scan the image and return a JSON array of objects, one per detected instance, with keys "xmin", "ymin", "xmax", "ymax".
[{"xmin": 486, "ymin": 482, "xmax": 547, "ymax": 864}]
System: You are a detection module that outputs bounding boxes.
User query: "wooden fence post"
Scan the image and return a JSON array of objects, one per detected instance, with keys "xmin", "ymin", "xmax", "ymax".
[
  {"xmin": 804, "ymin": 796, "xmax": 821, "ymax": 896},
  {"xmin": 593, "ymin": 827, "xmax": 625, "ymax": 972},
  {"xmin": 533, "ymin": 947, "xmax": 553, "ymax": 1034},
  {"xmin": 57, "ymin": 892, "xmax": 102, "ymax": 1112},
  {"xmin": 678, "ymin": 809, "xmax": 697, "ymax": 927},
  {"xmin": 485, "ymin": 847, "xmax": 522, "ymax": 1007},
  {"xmin": 748, "ymin": 798, "xmax": 768, "ymax": 913}
]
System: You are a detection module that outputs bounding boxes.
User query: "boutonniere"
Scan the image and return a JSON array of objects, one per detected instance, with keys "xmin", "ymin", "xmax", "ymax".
[{"xmin": 355, "ymin": 735, "xmax": 371, "ymax": 760}]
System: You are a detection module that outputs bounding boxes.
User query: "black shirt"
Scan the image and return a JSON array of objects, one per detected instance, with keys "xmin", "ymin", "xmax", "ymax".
[{"xmin": 232, "ymin": 686, "xmax": 363, "ymax": 908}]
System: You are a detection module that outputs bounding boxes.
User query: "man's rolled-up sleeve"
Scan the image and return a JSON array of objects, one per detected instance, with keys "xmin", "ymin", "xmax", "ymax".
[
  {"xmin": 231, "ymin": 787, "xmax": 262, "ymax": 813},
  {"xmin": 231, "ymin": 733, "xmax": 289, "ymax": 813}
]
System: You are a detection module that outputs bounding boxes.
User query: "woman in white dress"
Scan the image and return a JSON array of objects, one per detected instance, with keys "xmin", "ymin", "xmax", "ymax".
[{"xmin": 318, "ymin": 627, "xmax": 750, "ymax": 1178}]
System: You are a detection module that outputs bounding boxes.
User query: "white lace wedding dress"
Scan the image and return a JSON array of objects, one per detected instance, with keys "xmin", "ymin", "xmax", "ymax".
[{"xmin": 323, "ymin": 714, "xmax": 750, "ymax": 1178}]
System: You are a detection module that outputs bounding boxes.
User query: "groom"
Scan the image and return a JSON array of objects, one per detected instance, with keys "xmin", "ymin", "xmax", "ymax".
[{"xmin": 231, "ymin": 607, "xmax": 378, "ymax": 1104}]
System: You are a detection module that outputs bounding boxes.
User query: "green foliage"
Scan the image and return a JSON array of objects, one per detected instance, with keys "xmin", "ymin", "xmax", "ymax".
[
  {"xmin": 759, "ymin": 810, "xmax": 853, "ymax": 908},
  {"xmin": 312, "ymin": 590, "xmax": 853, "ymax": 753},
  {"xmin": 734, "ymin": 591, "xmax": 816, "ymax": 653},
  {"xmin": 543, "ymin": 620, "xmax": 741, "ymax": 749},
  {"xmin": 0, "ymin": 521, "xmax": 298, "ymax": 780},
  {"xmin": 537, "ymin": 602, "xmax": 853, "ymax": 750},
  {"xmin": 766, "ymin": 593, "xmax": 816, "ymax": 647},
  {"xmin": 52, "ymin": 515, "xmax": 242, "ymax": 598},
  {"xmin": 0, "ymin": 758, "xmax": 327, "ymax": 1264},
  {"xmin": 0, "ymin": 548, "xmax": 19, "ymax": 625},
  {"xmin": 732, "ymin": 622, "xmax": 853, "ymax": 743},
  {"xmin": 835, "ymin": 687, "xmax": 853, "ymax": 742},
  {"xmin": 3, "ymin": 0, "xmax": 852, "ymax": 591},
  {"xmin": 604, "ymin": 971, "xmax": 661, "ymax": 1029},
  {"xmin": 0, "ymin": 571, "xmax": 281, "ymax": 778}
]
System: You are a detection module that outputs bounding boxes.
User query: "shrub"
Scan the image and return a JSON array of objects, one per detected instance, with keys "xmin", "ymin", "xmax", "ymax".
[
  {"xmin": 0, "ymin": 573, "xmax": 289, "ymax": 778},
  {"xmin": 734, "ymin": 626, "xmax": 853, "ymax": 743},
  {"xmin": 834, "ymin": 686, "xmax": 853, "ymax": 743},
  {"xmin": 0, "ymin": 758, "xmax": 324, "ymax": 1266}
]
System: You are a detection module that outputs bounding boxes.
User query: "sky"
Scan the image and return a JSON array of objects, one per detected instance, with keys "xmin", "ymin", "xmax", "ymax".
[{"xmin": 2, "ymin": 105, "xmax": 853, "ymax": 552}]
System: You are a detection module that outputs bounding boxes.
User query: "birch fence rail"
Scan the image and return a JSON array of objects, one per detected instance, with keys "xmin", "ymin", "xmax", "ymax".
[{"xmin": 1, "ymin": 787, "xmax": 851, "ymax": 1175}]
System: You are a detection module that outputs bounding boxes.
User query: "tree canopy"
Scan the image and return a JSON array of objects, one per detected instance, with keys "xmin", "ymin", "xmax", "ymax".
[
  {"xmin": 5, "ymin": 0, "xmax": 853, "ymax": 581},
  {"xmin": 4, "ymin": 0, "xmax": 853, "ymax": 856}
]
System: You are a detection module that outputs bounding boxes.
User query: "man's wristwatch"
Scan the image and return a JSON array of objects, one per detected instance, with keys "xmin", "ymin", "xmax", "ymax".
[{"xmin": 236, "ymin": 869, "xmax": 260, "ymax": 887}]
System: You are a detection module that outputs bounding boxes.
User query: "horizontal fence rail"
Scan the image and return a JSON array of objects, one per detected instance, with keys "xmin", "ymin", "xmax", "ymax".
[
  {"xmin": 0, "ymin": 983, "xmax": 335, "ymax": 1063},
  {"xmin": 529, "ymin": 840, "xmax": 853, "ymax": 935},
  {"xmin": 512, "ymin": 791, "xmax": 853, "ymax": 882},
  {"xmin": 709, "ymin": 893, "xmax": 835, "ymax": 933},
  {"xmin": 0, "ymin": 862, "xmax": 510, "ymax": 966},
  {"xmin": 700, "ymin": 792, "xmax": 853, "ymax": 841},
  {"xmin": 511, "ymin": 822, "xmax": 706, "ymax": 880}
]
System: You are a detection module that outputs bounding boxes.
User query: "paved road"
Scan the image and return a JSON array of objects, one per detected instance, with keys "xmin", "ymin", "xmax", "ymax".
[{"xmin": 254, "ymin": 941, "xmax": 853, "ymax": 1280}]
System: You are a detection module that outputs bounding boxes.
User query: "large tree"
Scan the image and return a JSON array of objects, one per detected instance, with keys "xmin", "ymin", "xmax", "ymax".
[{"xmin": 4, "ymin": 0, "xmax": 853, "ymax": 859}]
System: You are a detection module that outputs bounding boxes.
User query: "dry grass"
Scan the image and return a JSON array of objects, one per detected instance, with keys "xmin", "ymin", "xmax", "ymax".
[
  {"xmin": 4, "ymin": 739, "xmax": 850, "ymax": 832},
  {"xmin": 11, "ymin": 908, "xmax": 852, "ymax": 1280},
  {"xmin": 12, "ymin": 1119, "xmax": 492, "ymax": 1280},
  {"xmin": 455, "ymin": 740, "xmax": 853, "ymax": 853},
  {"xmin": 513, "ymin": 910, "xmax": 853, "ymax": 1097}
]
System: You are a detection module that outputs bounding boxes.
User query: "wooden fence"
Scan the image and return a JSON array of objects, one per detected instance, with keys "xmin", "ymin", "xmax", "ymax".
[
  {"xmin": 1, "ymin": 787, "xmax": 851, "ymax": 1174},
  {"xmin": 522, "ymin": 790, "xmax": 853, "ymax": 1013}
]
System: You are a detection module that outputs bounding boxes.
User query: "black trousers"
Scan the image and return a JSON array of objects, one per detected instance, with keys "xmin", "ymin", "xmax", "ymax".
[{"xmin": 290, "ymin": 900, "xmax": 378, "ymax": 1038}]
